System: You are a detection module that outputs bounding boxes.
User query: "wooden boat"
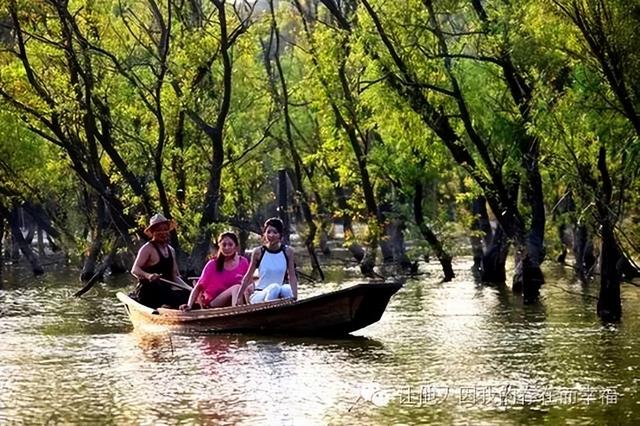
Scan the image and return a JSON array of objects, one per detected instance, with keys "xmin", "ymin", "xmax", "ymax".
[{"xmin": 116, "ymin": 282, "xmax": 402, "ymax": 336}]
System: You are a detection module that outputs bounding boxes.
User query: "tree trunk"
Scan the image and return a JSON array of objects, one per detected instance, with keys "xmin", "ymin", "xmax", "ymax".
[
  {"xmin": 513, "ymin": 214, "xmax": 546, "ymax": 302},
  {"xmin": 109, "ymin": 248, "xmax": 131, "ymax": 275},
  {"xmin": 318, "ymin": 216, "xmax": 331, "ymax": 255},
  {"xmin": 378, "ymin": 202, "xmax": 395, "ymax": 263},
  {"xmin": 573, "ymin": 224, "xmax": 596, "ymax": 282},
  {"xmin": 37, "ymin": 226, "xmax": 45, "ymax": 255},
  {"xmin": 556, "ymin": 223, "xmax": 569, "ymax": 264},
  {"xmin": 6, "ymin": 206, "xmax": 44, "ymax": 275},
  {"xmin": 595, "ymin": 145, "xmax": 621, "ymax": 321},
  {"xmin": 2, "ymin": 221, "xmax": 8, "ymax": 261},
  {"xmin": 386, "ymin": 217, "xmax": 412, "ymax": 268},
  {"xmin": 553, "ymin": 191, "xmax": 575, "ymax": 264},
  {"xmin": 360, "ymin": 239, "xmax": 378, "ymax": 277},
  {"xmin": 80, "ymin": 197, "xmax": 108, "ymax": 281},
  {"xmin": 345, "ymin": 227, "xmax": 365, "ymax": 263},
  {"xmin": 304, "ymin": 232, "xmax": 325, "ymax": 280},
  {"xmin": 173, "ymin": 110, "xmax": 187, "ymax": 208},
  {"xmin": 292, "ymin": 2, "xmax": 377, "ymax": 270},
  {"xmin": 616, "ymin": 255, "xmax": 640, "ymax": 279},
  {"xmin": 512, "ymin": 248, "xmax": 545, "ymax": 304},
  {"xmin": 597, "ymin": 223, "xmax": 621, "ymax": 321},
  {"xmin": 21, "ymin": 202, "xmax": 63, "ymax": 250},
  {"xmin": 189, "ymin": 127, "xmax": 223, "ymax": 275},
  {"xmin": 480, "ymin": 227, "xmax": 509, "ymax": 283},
  {"xmin": 23, "ymin": 217, "xmax": 35, "ymax": 245},
  {"xmin": 238, "ymin": 228, "xmax": 250, "ymax": 259},
  {"xmin": 414, "ymin": 181, "xmax": 455, "ymax": 281},
  {"xmin": 278, "ymin": 169, "xmax": 291, "ymax": 243},
  {"xmin": 188, "ymin": 1, "xmax": 233, "ymax": 276},
  {"xmin": 515, "ymin": 148, "xmax": 546, "ymax": 302},
  {"xmin": 470, "ymin": 197, "xmax": 492, "ymax": 274},
  {"xmin": 10, "ymin": 233, "xmax": 20, "ymax": 261},
  {"xmin": 332, "ymin": 176, "xmax": 365, "ymax": 262}
]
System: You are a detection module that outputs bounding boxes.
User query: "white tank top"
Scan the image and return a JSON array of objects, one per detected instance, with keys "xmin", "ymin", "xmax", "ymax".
[{"xmin": 257, "ymin": 247, "xmax": 287, "ymax": 290}]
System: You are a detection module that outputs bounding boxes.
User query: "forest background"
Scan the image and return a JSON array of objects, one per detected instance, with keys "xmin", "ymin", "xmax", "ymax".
[{"xmin": 1, "ymin": 0, "xmax": 639, "ymax": 322}]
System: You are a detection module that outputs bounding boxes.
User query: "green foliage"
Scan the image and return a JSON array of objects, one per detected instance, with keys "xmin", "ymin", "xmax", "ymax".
[{"xmin": 2, "ymin": 0, "xmax": 640, "ymax": 267}]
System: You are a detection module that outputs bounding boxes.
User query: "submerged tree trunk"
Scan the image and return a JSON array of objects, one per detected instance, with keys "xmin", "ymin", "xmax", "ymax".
[
  {"xmin": 344, "ymin": 225, "xmax": 366, "ymax": 263},
  {"xmin": 512, "ymin": 247, "xmax": 545, "ymax": 304},
  {"xmin": 470, "ymin": 197, "xmax": 492, "ymax": 274},
  {"xmin": 512, "ymin": 233, "xmax": 546, "ymax": 303},
  {"xmin": 385, "ymin": 217, "xmax": 412, "ymax": 268},
  {"xmin": 23, "ymin": 219, "xmax": 35, "ymax": 245},
  {"xmin": 378, "ymin": 202, "xmax": 396, "ymax": 263},
  {"xmin": 514, "ymin": 158, "xmax": 546, "ymax": 302},
  {"xmin": 22, "ymin": 202, "xmax": 64, "ymax": 252},
  {"xmin": 360, "ymin": 238, "xmax": 378, "ymax": 277},
  {"xmin": 470, "ymin": 198, "xmax": 512, "ymax": 286},
  {"xmin": 37, "ymin": 226, "xmax": 45, "ymax": 256},
  {"xmin": 573, "ymin": 224, "xmax": 596, "ymax": 282},
  {"xmin": 595, "ymin": 146, "xmax": 621, "ymax": 321},
  {"xmin": 598, "ymin": 223, "xmax": 621, "ymax": 321},
  {"xmin": 556, "ymin": 223, "xmax": 570, "ymax": 264},
  {"xmin": 318, "ymin": 216, "xmax": 332, "ymax": 255},
  {"xmin": 332, "ymin": 175, "xmax": 365, "ymax": 262},
  {"xmin": 480, "ymin": 227, "xmax": 509, "ymax": 284},
  {"xmin": 553, "ymin": 191, "xmax": 576, "ymax": 264},
  {"xmin": 5, "ymin": 205, "xmax": 43, "ymax": 275}
]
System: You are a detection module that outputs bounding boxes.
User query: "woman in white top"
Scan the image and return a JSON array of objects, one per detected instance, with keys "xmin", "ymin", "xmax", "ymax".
[{"xmin": 233, "ymin": 217, "xmax": 298, "ymax": 305}]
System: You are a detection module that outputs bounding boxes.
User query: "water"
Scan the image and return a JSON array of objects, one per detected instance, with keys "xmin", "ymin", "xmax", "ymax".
[{"xmin": 1, "ymin": 260, "xmax": 639, "ymax": 424}]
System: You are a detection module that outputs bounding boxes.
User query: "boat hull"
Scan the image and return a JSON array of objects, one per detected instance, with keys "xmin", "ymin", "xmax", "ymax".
[{"xmin": 116, "ymin": 282, "xmax": 402, "ymax": 335}]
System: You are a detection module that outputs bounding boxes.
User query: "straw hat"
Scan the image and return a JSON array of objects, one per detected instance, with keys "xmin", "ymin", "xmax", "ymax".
[{"xmin": 144, "ymin": 213, "xmax": 176, "ymax": 237}]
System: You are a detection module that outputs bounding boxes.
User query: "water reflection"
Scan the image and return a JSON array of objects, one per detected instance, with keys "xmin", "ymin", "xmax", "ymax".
[
  {"xmin": 1, "ymin": 260, "xmax": 639, "ymax": 424},
  {"xmin": 133, "ymin": 332, "xmax": 179, "ymax": 362}
]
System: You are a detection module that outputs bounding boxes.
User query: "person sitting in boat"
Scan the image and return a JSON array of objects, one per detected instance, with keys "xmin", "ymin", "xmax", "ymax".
[
  {"xmin": 130, "ymin": 213, "xmax": 190, "ymax": 309},
  {"xmin": 180, "ymin": 231, "xmax": 249, "ymax": 311},
  {"xmin": 232, "ymin": 217, "xmax": 298, "ymax": 306}
]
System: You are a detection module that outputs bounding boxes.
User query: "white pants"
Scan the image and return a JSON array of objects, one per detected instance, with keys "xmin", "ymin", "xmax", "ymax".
[{"xmin": 250, "ymin": 283, "xmax": 293, "ymax": 303}]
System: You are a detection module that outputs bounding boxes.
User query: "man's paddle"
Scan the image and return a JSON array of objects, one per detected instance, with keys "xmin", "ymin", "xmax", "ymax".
[{"xmin": 159, "ymin": 277, "xmax": 193, "ymax": 292}]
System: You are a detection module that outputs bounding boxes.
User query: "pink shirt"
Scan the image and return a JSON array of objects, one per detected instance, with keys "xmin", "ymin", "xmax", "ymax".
[{"xmin": 199, "ymin": 256, "xmax": 249, "ymax": 305}]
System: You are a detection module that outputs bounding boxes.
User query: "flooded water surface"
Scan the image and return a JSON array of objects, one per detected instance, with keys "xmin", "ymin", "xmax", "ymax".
[{"xmin": 1, "ymin": 260, "xmax": 639, "ymax": 424}]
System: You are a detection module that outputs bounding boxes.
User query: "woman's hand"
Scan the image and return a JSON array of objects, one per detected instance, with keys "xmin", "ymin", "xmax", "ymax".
[{"xmin": 179, "ymin": 304, "xmax": 191, "ymax": 311}]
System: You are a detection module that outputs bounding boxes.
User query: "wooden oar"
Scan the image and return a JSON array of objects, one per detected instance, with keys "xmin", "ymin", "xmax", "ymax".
[{"xmin": 159, "ymin": 277, "xmax": 193, "ymax": 292}]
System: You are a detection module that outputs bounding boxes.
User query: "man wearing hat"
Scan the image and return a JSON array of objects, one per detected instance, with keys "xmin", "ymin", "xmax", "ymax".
[{"xmin": 130, "ymin": 213, "xmax": 190, "ymax": 308}]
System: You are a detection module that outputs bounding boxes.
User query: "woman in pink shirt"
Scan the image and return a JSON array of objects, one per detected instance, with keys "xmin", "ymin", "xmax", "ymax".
[{"xmin": 180, "ymin": 231, "xmax": 249, "ymax": 310}]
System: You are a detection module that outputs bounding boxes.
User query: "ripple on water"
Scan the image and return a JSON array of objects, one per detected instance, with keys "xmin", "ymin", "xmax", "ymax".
[{"xmin": 1, "ymin": 262, "xmax": 640, "ymax": 424}]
